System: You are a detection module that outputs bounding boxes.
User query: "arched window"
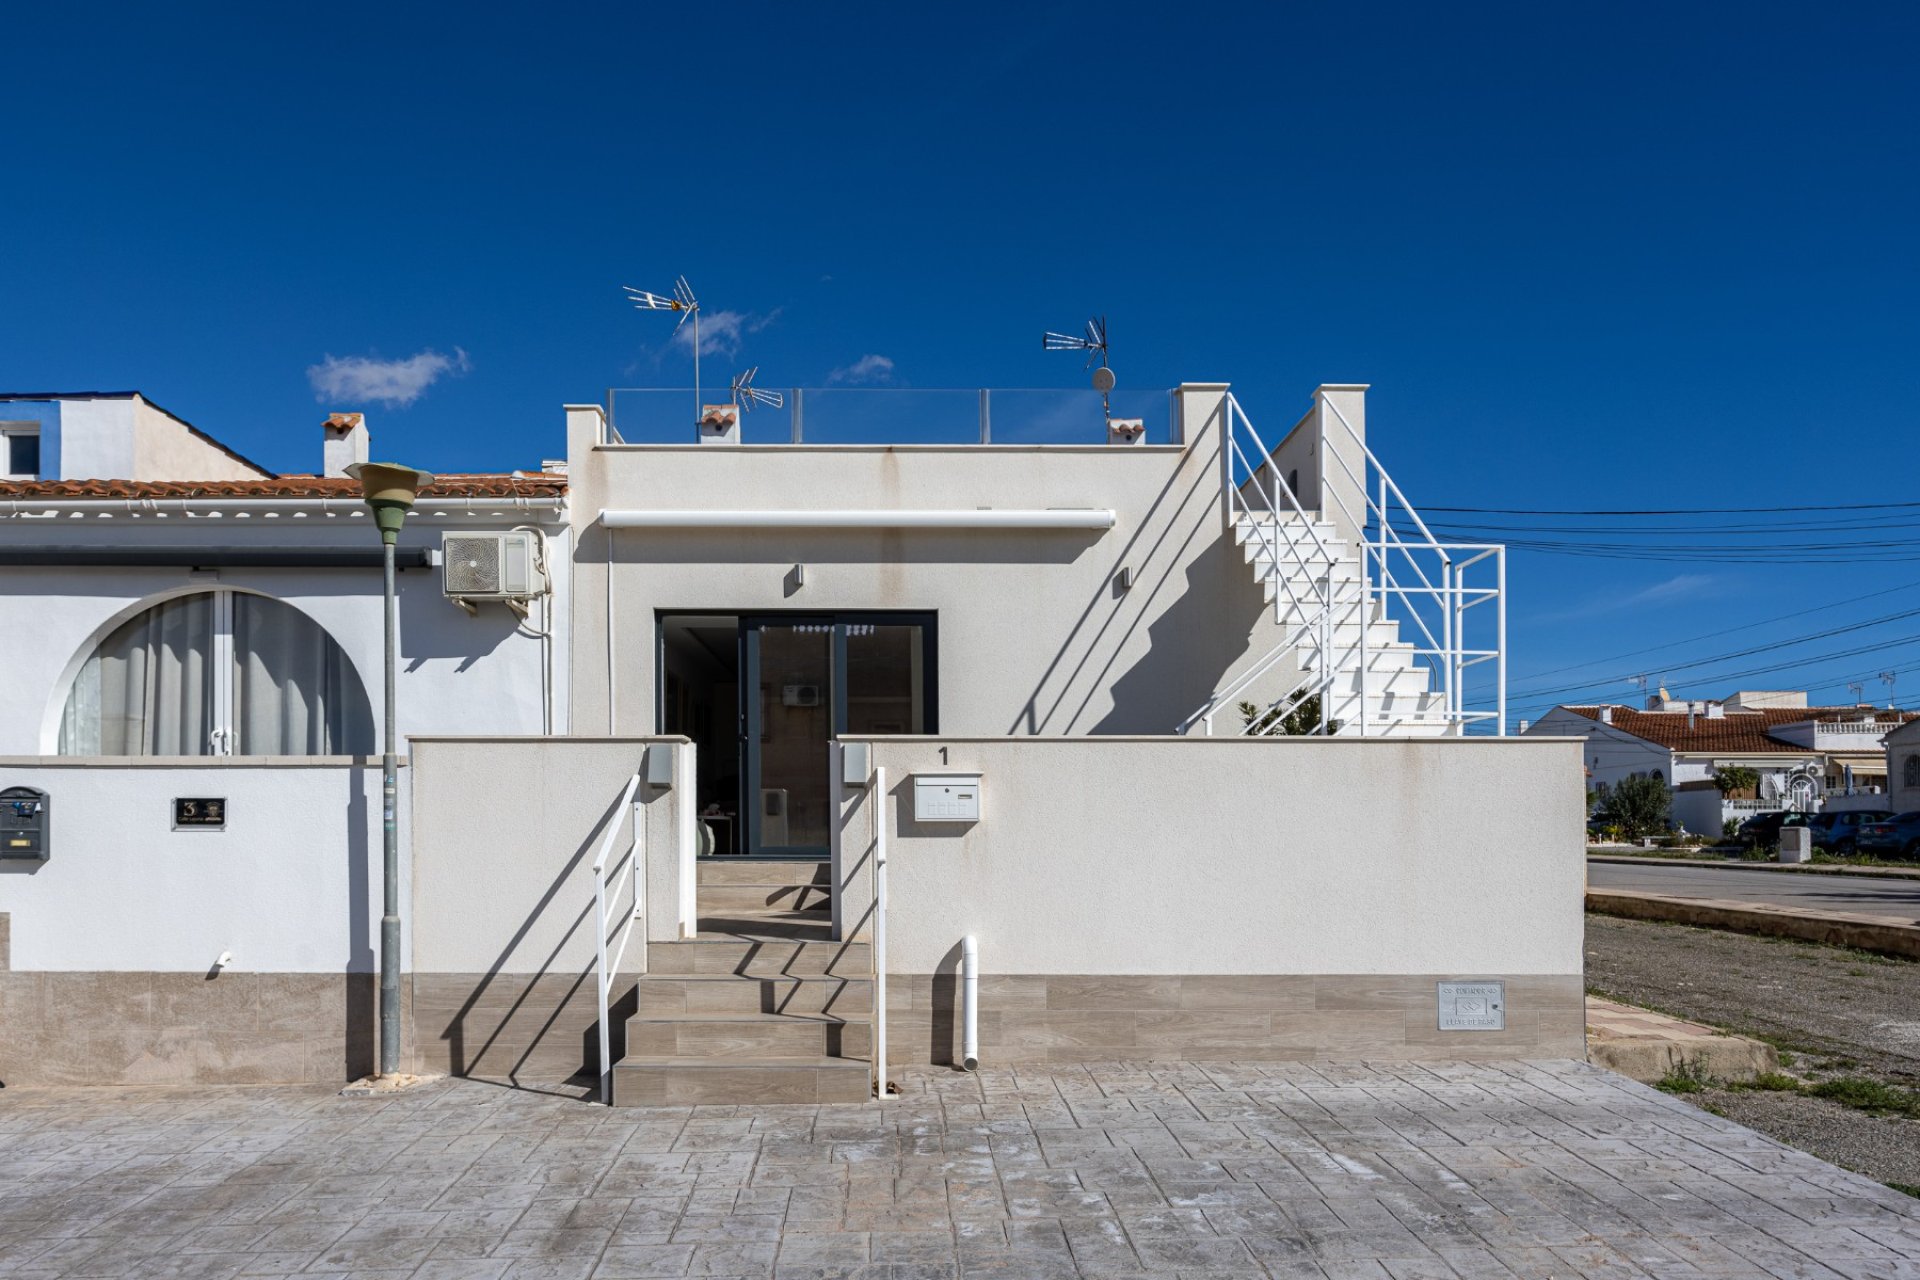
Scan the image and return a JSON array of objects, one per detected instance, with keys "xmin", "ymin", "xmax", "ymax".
[
  {"xmin": 59, "ymin": 591, "xmax": 374, "ymax": 756},
  {"xmin": 1906, "ymin": 754, "xmax": 1920, "ymax": 789}
]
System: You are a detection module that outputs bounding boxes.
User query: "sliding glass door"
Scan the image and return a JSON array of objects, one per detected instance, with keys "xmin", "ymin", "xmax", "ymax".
[{"xmin": 740, "ymin": 613, "xmax": 935, "ymax": 856}]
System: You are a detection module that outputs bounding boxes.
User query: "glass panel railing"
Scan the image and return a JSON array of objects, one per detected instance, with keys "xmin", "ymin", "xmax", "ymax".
[{"xmin": 605, "ymin": 387, "xmax": 1177, "ymax": 447}]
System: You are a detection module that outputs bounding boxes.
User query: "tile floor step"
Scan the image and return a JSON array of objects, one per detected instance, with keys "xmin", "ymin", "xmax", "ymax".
[
  {"xmin": 649, "ymin": 938, "xmax": 870, "ymax": 977},
  {"xmin": 697, "ymin": 859, "xmax": 831, "ymax": 887},
  {"xmin": 697, "ymin": 884, "xmax": 832, "ymax": 914},
  {"xmin": 694, "ymin": 914, "xmax": 835, "ymax": 942},
  {"xmin": 626, "ymin": 1012, "xmax": 872, "ymax": 1059},
  {"xmin": 636, "ymin": 973, "xmax": 873, "ymax": 1016},
  {"xmin": 611, "ymin": 1056, "xmax": 871, "ymax": 1106}
]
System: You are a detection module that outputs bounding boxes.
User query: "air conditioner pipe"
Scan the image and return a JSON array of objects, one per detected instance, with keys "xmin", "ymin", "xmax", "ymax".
[{"xmin": 960, "ymin": 934, "xmax": 979, "ymax": 1072}]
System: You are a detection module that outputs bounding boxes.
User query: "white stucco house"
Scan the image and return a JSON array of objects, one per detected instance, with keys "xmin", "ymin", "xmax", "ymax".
[
  {"xmin": 1527, "ymin": 692, "xmax": 1914, "ymax": 836},
  {"xmin": 1885, "ymin": 718, "xmax": 1920, "ymax": 814},
  {"xmin": 2, "ymin": 379, "xmax": 1585, "ymax": 1104}
]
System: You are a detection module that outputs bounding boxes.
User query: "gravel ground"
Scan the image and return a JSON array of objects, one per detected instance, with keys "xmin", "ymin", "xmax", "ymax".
[{"xmin": 1586, "ymin": 912, "xmax": 1920, "ymax": 1193}]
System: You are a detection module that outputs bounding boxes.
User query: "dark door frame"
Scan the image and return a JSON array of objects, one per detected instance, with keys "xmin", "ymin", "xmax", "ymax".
[{"xmin": 656, "ymin": 610, "xmax": 938, "ymax": 859}]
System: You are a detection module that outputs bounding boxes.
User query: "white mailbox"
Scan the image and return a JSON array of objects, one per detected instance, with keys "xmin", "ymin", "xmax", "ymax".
[{"xmin": 912, "ymin": 772, "xmax": 982, "ymax": 823}]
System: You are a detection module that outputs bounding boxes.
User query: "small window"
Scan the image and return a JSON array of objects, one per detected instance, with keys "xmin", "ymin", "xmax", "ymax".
[
  {"xmin": 1905, "ymin": 754, "xmax": 1920, "ymax": 789},
  {"xmin": 2, "ymin": 424, "xmax": 39, "ymax": 480}
]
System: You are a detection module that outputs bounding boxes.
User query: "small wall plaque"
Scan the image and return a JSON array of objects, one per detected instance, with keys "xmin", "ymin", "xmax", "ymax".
[
  {"xmin": 173, "ymin": 797, "xmax": 228, "ymax": 830},
  {"xmin": 1437, "ymin": 981, "xmax": 1505, "ymax": 1031}
]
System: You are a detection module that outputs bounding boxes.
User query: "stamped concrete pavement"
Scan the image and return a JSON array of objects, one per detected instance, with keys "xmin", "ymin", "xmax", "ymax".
[{"xmin": 1, "ymin": 1060, "xmax": 1918, "ymax": 1279}]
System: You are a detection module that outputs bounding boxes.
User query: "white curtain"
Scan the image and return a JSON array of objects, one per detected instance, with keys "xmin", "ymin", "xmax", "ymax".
[
  {"xmin": 59, "ymin": 592, "xmax": 373, "ymax": 757},
  {"xmin": 60, "ymin": 595, "xmax": 216, "ymax": 755},
  {"xmin": 232, "ymin": 594, "xmax": 374, "ymax": 755}
]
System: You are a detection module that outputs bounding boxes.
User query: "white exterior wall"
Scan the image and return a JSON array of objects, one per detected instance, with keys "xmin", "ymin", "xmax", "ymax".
[
  {"xmin": 408, "ymin": 737, "xmax": 693, "ymax": 975},
  {"xmin": 0, "ymin": 760, "xmax": 395, "ymax": 972},
  {"xmin": 836, "ymin": 736, "xmax": 1586, "ymax": 976},
  {"xmin": 52, "ymin": 398, "xmax": 136, "ymax": 480},
  {"xmin": 1887, "ymin": 721, "xmax": 1920, "ymax": 812},
  {"xmin": 1525, "ymin": 708, "xmax": 1672, "ymax": 789},
  {"xmin": 0, "ymin": 520, "xmax": 572, "ymax": 755},
  {"xmin": 131, "ymin": 399, "xmax": 270, "ymax": 480},
  {"xmin": 567, "ymin": 387, "xmax": 1306, "ymax": 739}
]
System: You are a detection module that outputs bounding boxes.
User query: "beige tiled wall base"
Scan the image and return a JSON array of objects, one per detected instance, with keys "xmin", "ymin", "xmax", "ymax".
[
  {"xmin": 0, "ymin": 971, "xmax": 392, "ymax": 1086},
  {"xmin": 879, "ymin": 973, "xmax": 1585, "ymax": 1064},
  {"xmin": 408, "ymin": 971, "xmax": 636, "ymax": 1089}
]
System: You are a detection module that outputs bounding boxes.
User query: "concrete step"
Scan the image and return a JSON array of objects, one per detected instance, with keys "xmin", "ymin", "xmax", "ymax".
[
  {"xmin": 611, "ymin": 1056, "xmax": 871, "ymax": 1106},
  {"xmin": 1305, "ymin": 662, "xmax": 1434, "ymax": 696},
  {"xmin": 1261, "ymin": 573, "xmax": 1363, "ymax": 604},
  {"xmin": 697, "ymin": 859, "xmax": 830, "ymax": 887},
  {"xmin": 649, "ymin": 938, "xmax": 870, "ymax": 977},
  {"xmin": 636, "ymin": 973, "xmax": 873, "ymax": 1016},
  {"xmin": 697, "ymin": 884, "xmax": 832, "ymax": 915},
  {"xmin": 1234, "ymin": 513, "xmax": 1336, "ymax": 541},
  {"xmin": 1275, "ymin": 620, "xmax": 1408, "ymax": 650},
  {"xmin": 627, "ymin": 1012, "xmax": 871, "ymax": 1059}
]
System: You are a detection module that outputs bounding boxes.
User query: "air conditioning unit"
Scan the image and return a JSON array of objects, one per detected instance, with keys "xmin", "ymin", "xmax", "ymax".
[
  {"xmin": 442, "ymin": 531, "xmax": 547, "ymax": 603},
  {"xmin": 782, "ymin": 684, "xmax": 821, "ymax": 708}
]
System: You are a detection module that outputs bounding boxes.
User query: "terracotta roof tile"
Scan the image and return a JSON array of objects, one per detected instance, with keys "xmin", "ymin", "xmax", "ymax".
[
  {"xmin": 1562, "ymin": 704, "xmax": 1917, "ymax": 753},
  {"xmin": 0, "ymin": 474, "xmax": 567, "ymax": 500}
]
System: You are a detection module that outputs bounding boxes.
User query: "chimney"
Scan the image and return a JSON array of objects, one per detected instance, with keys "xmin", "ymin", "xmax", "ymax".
[
  {"xmin": 323, "ymin": 413, "xmax": 370, "ymax": 477},
  {"xmin": 1599, "ymin": 706, "xmax": 1614, "ymax": 724}
]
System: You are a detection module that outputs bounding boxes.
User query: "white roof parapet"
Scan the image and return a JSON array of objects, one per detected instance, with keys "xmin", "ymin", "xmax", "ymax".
[{"xmin": 599, "ymin": 508, "xmax": 1115, "ymax": 530}]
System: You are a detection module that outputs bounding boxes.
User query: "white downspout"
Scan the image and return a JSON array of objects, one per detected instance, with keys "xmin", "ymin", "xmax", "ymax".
[{"xmin": 960, "ymin": 934, "xmax": 979, "ymax": 1072}]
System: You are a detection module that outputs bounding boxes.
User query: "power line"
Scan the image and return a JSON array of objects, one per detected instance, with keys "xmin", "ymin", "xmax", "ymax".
[
  {"xmin": 1513, "ymin": 618, "xmax": 1920, "ymax": 703},
  {"xmin": 1423, "ymin": 500, "xmax": 1920, "ymax": 516},
  {"xmin": 1510, "ymin": 581, "xmax": 1920, "ymax": 683}
]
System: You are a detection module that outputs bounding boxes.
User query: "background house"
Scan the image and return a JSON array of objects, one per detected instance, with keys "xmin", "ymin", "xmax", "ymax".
[
  {"xmin": 1885, "ymin": 718, "xmax": 1920, "ymax": 813},
  {"xmin": 0, "ymin": 396, "xmax": 568, "ymax": 1084},
  {"xmin": 0, "ymin": 392, "xmax": 272, "ymax": 484},
  {"xmin": 1527, "ymin": 691, "xmax": 1914, "ymax": 834}
]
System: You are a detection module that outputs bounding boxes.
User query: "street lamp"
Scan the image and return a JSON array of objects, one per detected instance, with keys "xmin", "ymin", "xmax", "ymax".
[{"xmin": 345, "ymin": 461, "xmax": 434, "ymax": 1077}]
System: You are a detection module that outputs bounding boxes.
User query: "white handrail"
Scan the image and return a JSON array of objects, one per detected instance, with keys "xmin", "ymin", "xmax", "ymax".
[
  {"xmin": 593, "ymin": 769, "xmax": 645, "ymax": 1106},
  {"xmin": 871, "ymin": 765, "xmax": 889, "ymax": 1099}
]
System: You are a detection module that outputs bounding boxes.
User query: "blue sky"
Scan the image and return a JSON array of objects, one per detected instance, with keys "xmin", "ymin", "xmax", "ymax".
[{"xmin": 4, "ymin": 3, "xmax": 1917, "ymax": 722}]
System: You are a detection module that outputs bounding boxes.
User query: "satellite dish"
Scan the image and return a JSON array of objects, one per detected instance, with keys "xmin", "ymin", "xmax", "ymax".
[{"xmin": 1091, "ymin": 367, "xmax": 1116, "ymax": 394}]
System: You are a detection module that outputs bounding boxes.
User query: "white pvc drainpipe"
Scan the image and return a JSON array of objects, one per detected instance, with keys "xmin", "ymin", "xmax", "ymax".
[
  {"xmin": 600, "ymin": 508, "xmax": 1115, "ymax": 531},
  {"xmin": 960, "ymin": 934, "xmax": 979, "ymax": 1072}
]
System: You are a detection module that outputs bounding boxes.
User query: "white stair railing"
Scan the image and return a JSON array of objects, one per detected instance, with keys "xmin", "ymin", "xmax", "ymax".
[
  {"xmin": 593, "ymin": 769, "xmax": 646, "ymax": 1105},
  {"xmin": 1184, "ymin": 391, "xmax": 1507, "ymax": 736}
]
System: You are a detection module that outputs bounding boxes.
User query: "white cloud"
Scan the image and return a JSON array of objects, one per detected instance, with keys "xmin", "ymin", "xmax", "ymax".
[
  {"xmin": 307, "ymin": 348, "xmax": 470, "ymax": 408},
  {"xmin": 1536, "ymin": 573, "xmax": 1719, "ymax": 624},
  {"xmin": 670, "ymin": 308, "xmax": 780, "ymax": 359},
  {"xmin": 826, "ymin": 354, "xmax": 897, "ymax": 385}
]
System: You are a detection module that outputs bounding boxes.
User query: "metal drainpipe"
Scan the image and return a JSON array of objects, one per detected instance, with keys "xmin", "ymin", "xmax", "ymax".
[{"xmin": 960, "ymin": 935, "xmax": 979, "ymax": 1071}]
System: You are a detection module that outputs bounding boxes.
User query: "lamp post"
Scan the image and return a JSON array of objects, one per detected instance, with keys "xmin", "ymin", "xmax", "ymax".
[{"xmin": 345, "ymin": 461, "xmax": 434, "ymax": 1077}]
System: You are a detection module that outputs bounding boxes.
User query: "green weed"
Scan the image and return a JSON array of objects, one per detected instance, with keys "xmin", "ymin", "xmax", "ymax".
[{"xmin": 1807, "ymin": 1077, "xmax": 1920, "ymax": 1119}]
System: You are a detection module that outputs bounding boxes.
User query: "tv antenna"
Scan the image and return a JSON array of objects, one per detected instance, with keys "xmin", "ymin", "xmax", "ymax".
[
  {"xmin": 1043, "ymin": 315, "xmax": 1115, "ymax": 415},
  {"xmin": 1848, "ymin": 680, "xmax": 1865, "ymax": 705},
  {"xmin": 1880, "ymin": 671, "xmax": 1898, "ymax": 709},
  {"xmin": 730, "ymin": 367, "xmax": 784, "ymax": 413},
  {"xmin": 623, "ymin": 275, "xmax": 702, "ymax": 424},
  {"xmin": 1626, "ymin": 674, "xmax": 1649, "ymax": 703}
]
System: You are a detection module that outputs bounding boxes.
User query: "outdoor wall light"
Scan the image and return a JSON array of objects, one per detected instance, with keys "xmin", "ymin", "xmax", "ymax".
[{"xmin": 346, "ymin": 460, "xmax": 433, "ymax": 1079}]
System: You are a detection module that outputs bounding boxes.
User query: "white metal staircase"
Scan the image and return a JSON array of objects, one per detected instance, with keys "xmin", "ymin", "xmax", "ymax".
[{"xmin": 1182, "ymin": 390, "xmax": 1507, "ymax": 738}]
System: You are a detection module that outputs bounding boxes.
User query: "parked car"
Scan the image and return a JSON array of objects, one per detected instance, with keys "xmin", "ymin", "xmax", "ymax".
[
  {"xmin": 1735, "ymin": 810, "xmax": 1812, "ymax": 848},
  {"xmin": 1806, "ymin": 809, "xmax": 1894, "ymax": 855},
  {"xmin": 1854, "ymin": 812, "xmax": 1920, "ymax": 859}
]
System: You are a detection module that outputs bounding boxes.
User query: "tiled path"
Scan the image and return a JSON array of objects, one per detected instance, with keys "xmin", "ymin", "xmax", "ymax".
[{"xmin": 2, "ymin": 1061, "xmax": 1918, "ymax": 1279}]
